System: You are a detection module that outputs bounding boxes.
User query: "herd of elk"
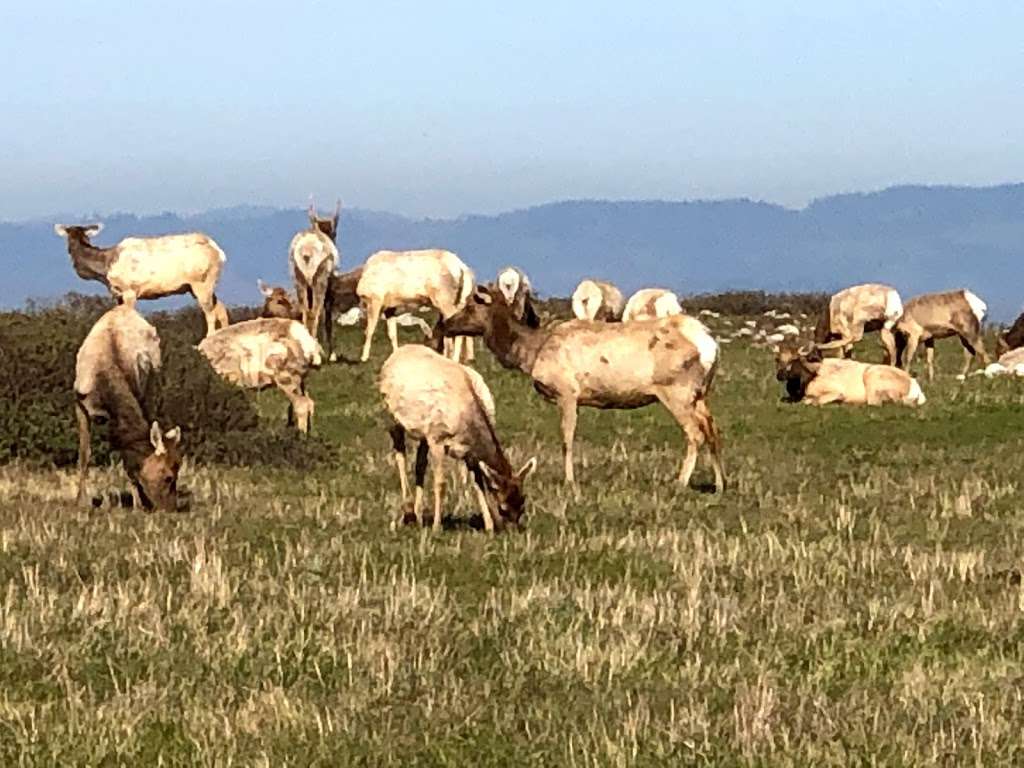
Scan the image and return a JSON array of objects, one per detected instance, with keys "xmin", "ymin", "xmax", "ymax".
[{"xmin": 55, "ymin": 202, "xmax": 1019, "ymax": 530}]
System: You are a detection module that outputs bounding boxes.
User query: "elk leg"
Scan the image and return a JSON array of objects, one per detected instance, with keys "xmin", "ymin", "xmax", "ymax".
[
  {"xmin": 386, "ymin": 314, "xmax": 400, "ymax": 353},
  {"xmin": 924, "ymin": 339, "xmax": 936, "ymax": 381},
  {"xmin": 696, "ymin": 398, "xmax": 725, "ymax": 492},
  {"xmin": 323, "ymin": 291, "xmax": 336, "ymax": 362},
  {"xmin": 471, "ymin": 465, "xmax": 496, "ymax": 533},
  {"xmin": 192, "ymin": 285, "xmax": 221, "ymax": 338},
  {"xmin": 558, "ymin": 396, "xmax": 579, "ymax": 486},
  {"xmin": 278, "ymin": 375, "xmax": 312, "ymax": 433},
  {"xmin": 879, "ymin": 327, "xmax": 897, "ymax": 365},
  {"xmin": 361, "ymin": 301, "xmax": 382, "ymax": 362},
  {"xmin": 75, "ymin": 403, "xmax": 91, "ymax": 506},
  {"xmin": 656, "ymin": 388, "xmax": 702, "ymax": 488},
  {"xmin": 389, "ymin": 425, "xmax": 409, "ymax": 529},
  {"xmin": 959, "ymin": 334, "xmax": 987, "ymax": 376},
  {"xmin": 901, "ymin": 333, "xmax": 921, "ymax": 374},
  {"xmin": 450, "ymin": 335, "xmax": 464, "ymax": 362},
  {"xmin": 430, "ymin": 442, "xmax": 446, "ymax": 531},
  {"xmin": 463, "ymin": 337, "xmax": 475, "ymax": 363},
  {"xmin": 413, "ymin": 439, "xmax": 429, "ymax": 526}
]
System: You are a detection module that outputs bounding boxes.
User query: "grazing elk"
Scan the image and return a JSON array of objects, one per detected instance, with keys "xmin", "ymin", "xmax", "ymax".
[
  {"xmin": 197, "ymin": 318, "xmax": 322, "ymax": 433},
  {"xmin": 997, "ymin": 310, "xmax": 1024, "ymax": 355},
  {"xmin": 571, "ymin": 279, "xmax": 624, "ymax": 321},
  {"xmin": 774, "ymin": 342, "xmax": 926, "ymax": 406},
  {"xmin": 289, "ymin": 201, "xmax": 340, "ymax": 344},
  {"xmin": 893, "ymin": 289, "xmax": 989, "ymax": 380},
  {"xmin": 496, "ymin": 266, "xmax": 540, "ymax": 327},
  {"xmin": 814, "ymin": 283, "xmax": 903, "ymax": 362},
  {"xmin": 438, "ymin": 286, "xmax": 724, "ymax": 491},
  {"xmin": 356, "ymin": 249, "xmax": 475, "ymax": 362},
  {"xmin": 622, "ymin": 288, "xmax": 683, "ymax": 322},
  {"xmin": 55, "ymin": 223, "xmax": 229, "ymax": 337},
  {"xmin": 380, "ymin": 344, "xmax": 537, "ymax": 532},
  {"xmin": 74, "ymin": 301, "xmax": 185, "ymax": 510}
]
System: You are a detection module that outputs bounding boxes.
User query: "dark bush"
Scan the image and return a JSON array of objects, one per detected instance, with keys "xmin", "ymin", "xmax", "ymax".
[
  {"xmin": 679, "ymin": 290, "xmax": 829, "ymax": 317},
  {"xmin": 0, "ymin": 295, "xmax": 334, "ymax": 470}
]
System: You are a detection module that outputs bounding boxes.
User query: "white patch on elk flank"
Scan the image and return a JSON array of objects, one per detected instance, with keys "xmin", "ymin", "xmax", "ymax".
[{"xmin": 883, "ymin": 290, "xmax": 904, "ymax": 328}]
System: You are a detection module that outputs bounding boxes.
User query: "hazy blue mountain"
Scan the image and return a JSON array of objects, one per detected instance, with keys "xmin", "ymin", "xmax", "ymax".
[{"xmin": 3, "ymin": 183, "xmax": 1022, "ymax": 319}]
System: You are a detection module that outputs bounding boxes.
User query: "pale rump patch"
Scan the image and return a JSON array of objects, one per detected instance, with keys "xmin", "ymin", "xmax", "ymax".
[
  {"xmin": 907, "ymin": 378, "xmax": 926, "ymax": 405},
  {"xmin": 497, "ymin": 268, "xmax": 521, "ymax": 305},
  {"xmin": 883, "ymin": 289, "xmax": 904, "ymax": 328},
  {"xmin": 964, "ymin": 290, "xmax": 987, "ymax": 324},
  {"xmin": 288, "ymin": 321, "xmax": 322, "ymax": 366},
  {"xmin": 679, "ymin": 315, "xmax": 718, "ymax": 370}
]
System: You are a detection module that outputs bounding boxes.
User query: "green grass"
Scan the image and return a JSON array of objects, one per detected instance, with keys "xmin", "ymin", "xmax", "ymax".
[{"xmin": 2, "ymin": 324, "xmax": 1024, "ymax": 765}]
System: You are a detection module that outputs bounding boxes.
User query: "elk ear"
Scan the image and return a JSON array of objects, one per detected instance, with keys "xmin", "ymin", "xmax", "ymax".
[
  {"xmin": 85, "ymin": 223, "xmax": 103, "ymax": 237},
  {"xmin": 517, "ymin": 457, "xmax": 538, "ymax": 481},
  {"xmin": 257, "ymin": 279, "xmax": 273, "ymax": 298},
  {"xmin": 54, "ymin": 224, "xmax": 67, "ymax": 237},
  {"xmin": 473, "ymin": 286, "xmax": 493, "ymax": 305},
  {"xmin": 150, "ymin": 422, "xmax": 166, "ymax": 455},
  {"xmin": 164, "ymin": 426, "xmax": 181, "ymax": 445}
]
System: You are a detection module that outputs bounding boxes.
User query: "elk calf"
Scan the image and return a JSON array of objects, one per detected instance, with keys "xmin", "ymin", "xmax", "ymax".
[
  {"xmin": 775, "ymin": 343, "xmax": 926, "ymax": 406},
  {"xmin": 622, "ymin": 288, "xmax": 683, "ymax": 322},
  {"xmin": 379, "ymin": 344, "xmax": 536, "ymax": 532},
  {"xmin": 894, "ymin": 289, "xmax": 989, "ymax": 380},
  {"xmin": 198, "ymin": 318, "xmax": 322, "ymax": 433},
  {"xmin": 814, "ymin": 283, "xmax": 903, "ymax": 362},
  {"xmin": 356, "ymin": 249, "xmax": 475, "ymax": 362},
  {"xmin": 74, "ymin": 302, "xmax": 185, "ymax": 510},
  {"xmin": 571, "ymin": 279, "xmax": 624, "ymax": 321},
  {"xmin": 55, "ymin": 223, "xmax": 229, "ymax": 337}
]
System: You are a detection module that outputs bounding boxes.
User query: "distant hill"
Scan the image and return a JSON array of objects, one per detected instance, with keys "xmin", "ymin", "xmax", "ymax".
[{"xmin": 3, "ymin": 184, "xmax": 1022, "ymax": 319}]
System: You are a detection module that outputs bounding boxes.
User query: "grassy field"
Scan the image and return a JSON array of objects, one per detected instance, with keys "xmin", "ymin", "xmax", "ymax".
[{"xmin": 3, "ymin": 321, "xmax": 1024, "ymax": 765}]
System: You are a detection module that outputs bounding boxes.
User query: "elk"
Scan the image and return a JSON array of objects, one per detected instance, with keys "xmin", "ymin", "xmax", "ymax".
[
  {"xmin": 197, "ymin": 318, "xmax": 322, "ymax": 433},
  {"xmin": 622, "ymin": 288, "xmax": 683, "ymax": 322},
  {"xmin": 74, "ymin": 301, "xmax": 185, "ymax": 510},
  {"xmin": 496, "ymin": 266, "xmax": 540, "ymax": 327},
  {"xmin": 571, "ymin": 279, "xmax": 624, "ymax": 321},
  {"xmin": 55, "ymin": 223, "xmax": 229, "ymax": 337},
  {"xmin": 356, "ymin": 249, "xmax": 475, "ymax": 362},
  {"xmin": 289, "ymin": 200, "xmax": 340, "ymax": 345},
  {"xmin": 380, "ymin": 344, "xmax": 537, "ymax": 532},
  {"xmin": 997, "ymin": 310, "xmax": 1024, "ymax": 355},
  {"xmin": 893, "ymin": 289, "xmax": 989, "ymax": 380},
  {"xmin": 814, "ymin": 283, "xmax": 903, "ymax": 362},
  {"xmin": 438, "ymin": 286, "xmax": 724, "ymax": 491},
  {"xmin": 774, "ymin": 342, "xmax": 926, "ymax": 406}
]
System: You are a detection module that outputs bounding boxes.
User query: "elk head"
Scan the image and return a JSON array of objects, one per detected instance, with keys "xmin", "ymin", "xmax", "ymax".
[
  {"xmin": 135, "ymin": 422, "xmax": 185, "ymax": 511},
  {"xmin": 308, "ymin": 197, "xmax": 341, "ymax": 242},
  {"xmin": 479, "ymin": 457, "xmax": 538, "ymax": 528}
]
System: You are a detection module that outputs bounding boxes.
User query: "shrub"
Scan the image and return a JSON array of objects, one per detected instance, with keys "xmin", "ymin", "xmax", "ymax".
[{"xmin": 0, "ymin": 295, "xmax": 334, "ymax": 470}]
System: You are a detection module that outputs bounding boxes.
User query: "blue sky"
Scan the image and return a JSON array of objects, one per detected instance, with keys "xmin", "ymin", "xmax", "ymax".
[{"xmin": 2, "ymin": 1, "xmax": 1022, "ymax": 220}]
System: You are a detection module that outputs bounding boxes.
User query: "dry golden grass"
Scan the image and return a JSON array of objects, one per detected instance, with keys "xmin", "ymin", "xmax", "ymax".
[{"xmin": 2, "ymin": 325, "xmax": 1024, "ymax": 765}]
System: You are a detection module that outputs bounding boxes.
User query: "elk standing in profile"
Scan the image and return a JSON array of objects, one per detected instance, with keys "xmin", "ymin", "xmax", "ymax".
[
  {"xmin": 571, "ymin": 279, "xmax": 624, "ymax": 321},
  {"xmin": 197, "ymin": 318, "xmax": 322, "ymax": 433},
  {"xmin": 893, "ymin": 289, "xmax": 989, "ymax": 380},
  {"xmin": 380, "ymin": 344, "xmax": 536, "ymax": 532},
  {"xmin": 55, "ymin": 223, "xmax": 229, "ymax": 338},
  {"xmin": 438, "ymin": 286, "xmax": 724, "ymax": 491},
  {"xmin": 289, "ymin": 199, "xmax": 340, "ymax": 346},
  {"xmin": 74, "ymin": 301, "xmax": 185, "ymax": 510},
  {"xmin": 356, "ymin": 249, "xmax": 475, "ymax": 362}
]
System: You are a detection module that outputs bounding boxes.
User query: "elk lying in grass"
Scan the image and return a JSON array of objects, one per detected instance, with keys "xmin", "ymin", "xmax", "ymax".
[
  {"xmin": 496, "ymin": 266, "xmax": 540, "ymax": 327},
  {"xmin": 438, "ymin": 286, "xmax": 724, "ymax": 491},
  {"xmin": 74, "ymin": 302, "xmax": 185, "ymax": 510},
  {"xmin": 774, "ymin": 342, "xmax": 926, "ymax": 406},
  {"xmin": 55, "ymin": 223, "xmax": 229, "ymax": 337},
  {"xmin": 356, "ymin": 249, "xmax": 475, "ymax": 362},
  {"xmin": 289, "ymin": 200, "xmax": 340, "ymax": 344},
  {"xmin": 571, "ymin": 279, "xmax": 624, "ymax": 321},
  {"xmin": 893, "ymin": 289, "xmax": 989, "ymax": 380},
  {"xmin": 197, "ymin": 318, "xmax": 322, "ymax": 433},
  {"xmin": 997, "ymin": 310, "xmax": 1024, "ymax": 355},
  {"xmin": 380, "ymin": 344, "xmax": 536, "ymax": 532},
  {"xmin": 814, "ymin": 283, "xmax": 903, "ymax": 362},
  {"xmin": 622, "ymin": 288, "xmax": 683, "ymax": 321}
]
